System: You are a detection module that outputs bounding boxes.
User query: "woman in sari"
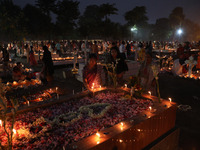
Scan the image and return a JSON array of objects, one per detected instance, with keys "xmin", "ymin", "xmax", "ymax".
[{"xmin": 82, "ymin": 54, "xmax": 101, "ymax": 91}]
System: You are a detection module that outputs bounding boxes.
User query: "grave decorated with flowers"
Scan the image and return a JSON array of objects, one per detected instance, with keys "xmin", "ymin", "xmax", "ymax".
[{"xmin": 0, "ymin": 83, "xmax": 177, "ymax": 150}]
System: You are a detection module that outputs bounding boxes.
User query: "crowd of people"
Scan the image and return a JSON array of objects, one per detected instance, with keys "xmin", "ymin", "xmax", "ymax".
[{"xmin": 1, "ymin": 39, "xmax": 200, "ymax": 95}]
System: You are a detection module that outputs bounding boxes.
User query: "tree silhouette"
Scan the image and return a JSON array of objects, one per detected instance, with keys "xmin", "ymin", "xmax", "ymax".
[
  {"xmin": 35, "ymin": 0, "xmax": 56, "ymax": 17},
  {"xmin": 124, "ymin": 6, "xmax": 148, "ymax": 27},
  {"xmin": 99, "ymin": 3, "xmax": 118, "ymax": 21},
  {"xmin": 152, "ymin": 18, "xmax": 172, "ymax": 41},
  {"xmin": 23, "ymin": 4, "xmax": 52, "ymax": 39},
  {"xmin": 78, "ymin": 5, "xmax": 102, "ymax": 39},
  {"xmin": 0, "ymin": 0, "xmax": 23, "ymax": 41},
  {"xmin": 55, "ymin": 0, "xmax": 80, "ymax": 38},
  {"xmin": 169, "ymin": 7, "xmax": 185, "ymax": 28}
]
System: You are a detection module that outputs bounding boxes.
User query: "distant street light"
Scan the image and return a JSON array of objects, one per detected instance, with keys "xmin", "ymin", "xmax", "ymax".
[
  {"xmin": 130, "ymin": 25, "xmax": 138, "ymax": 40},
  {"xmin": 176, "ymin": 28, "xmax": 183, "ymax": 42},
  {"xmin": 177, "ymin": 28, "xmax": 183, "ymax": 35}
]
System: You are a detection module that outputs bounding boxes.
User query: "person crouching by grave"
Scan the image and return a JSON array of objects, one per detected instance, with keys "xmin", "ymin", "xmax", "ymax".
[
  {"xmin": 83, "ymin": 54, "xmax": 102, "ymax": 91},
  {"xmin": 138, "ymin": 53, "xmax": 156, "ymax": 95},
  {"xmin": 108, "ymin": 47, "xmax": 128, "ymax": 86},
  {"xmin": 40, "ymin": 46, "xmax": 54, "ymax": 84},
  {"xmin": 172, "ymin": 54, "xmax": 184, "ymax": 76},
  {"xmin": 12, "ymin": 65, "xmax": 26, "ymax": 81}
]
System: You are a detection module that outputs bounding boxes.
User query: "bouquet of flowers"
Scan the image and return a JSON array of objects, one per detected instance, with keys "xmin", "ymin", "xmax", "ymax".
[{"xmin": 128, "ymin": 76, "xmax": 143, "ymax": 97}]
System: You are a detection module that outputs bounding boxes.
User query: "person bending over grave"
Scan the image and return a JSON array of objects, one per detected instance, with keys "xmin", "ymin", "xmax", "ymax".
[{"xmin": 83, "ymin": 54, "xmax": 102, "ymax": 91}]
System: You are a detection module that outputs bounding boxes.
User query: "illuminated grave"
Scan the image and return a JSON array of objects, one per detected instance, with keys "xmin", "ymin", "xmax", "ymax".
[{"xmin": 0, "ymin": 89, "xmax": 177, "ymax": 150}]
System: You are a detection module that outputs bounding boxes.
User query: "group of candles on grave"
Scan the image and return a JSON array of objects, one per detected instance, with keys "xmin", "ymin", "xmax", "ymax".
[
  {"xmin": 95, "ymin": 122, "xmax": 125, "ymax": 144},
  {"xmin": 6, "ymin": 79, "xmax": 42, "ymax": 89},
  {"xmin": 94, "ymin": 93, "xmax": 173, "ymax": 145}
]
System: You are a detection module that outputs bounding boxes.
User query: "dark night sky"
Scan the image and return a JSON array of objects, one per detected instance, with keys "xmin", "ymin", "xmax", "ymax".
[{"xmin": 13, "ymin": 0, "xmax": 200, "ymax": 25}]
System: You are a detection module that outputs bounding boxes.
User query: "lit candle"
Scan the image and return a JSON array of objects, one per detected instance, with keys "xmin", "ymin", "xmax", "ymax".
[
  {"xmin": 120, "ymin": 122, "xmax": 124, "ymax": 130},
  {"xmin": 0, "ymin": 120, "xmax": 2, "ymax": 127},
  {"xmin": 149, "ymin": 106, "xmax": 152, "ymax": 111},
  {"xmin": 96, "ymin": 132, "xmax": 100, "ymax": 138},
  {"xmin": 13, "ymin": 129, "xmax": 16, "ymax": 134},
  {"xmin": 124, "ymin": 84, "xmax": 127, "ymax": 88},
  {"xmin": 119, "ymin": 139, "xmax": 123, "ymax": 143},
  {"xmin": 148, "ymin": 91, "xmax": 151, "ymax": 96},
  {"xmin": 168, "ymin": 97, "xmax": 172, "ymax": 103},
  {"xmin": 100, "ymin": 85, "xmax": 101, "ymax": 89},
  {"xmin": 27, "ymin": 101, "xmax": 30, "ymax": 106},
  {"xmin": 197, "ymin": 71, "xmax": 199, "ymax": 73},
  {"xmin": 56, "ymin": 87, "xmax": 59, "ymax": 99},
  {"xmin": 92, "ymin": 83, "xmax": 94, "ymax": 87},
  {"xmin": 13, "ymin": 81, "xmax": 18, "ymax": 86}
]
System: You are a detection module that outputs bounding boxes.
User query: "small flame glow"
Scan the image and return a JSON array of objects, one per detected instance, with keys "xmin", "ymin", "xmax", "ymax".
[
  {"xmin": 119, "ymin": 139, "xmax": 123, "ymax": 143},
  {"xmin": 121, "ymin": 122, "xmax": 124, "ymax": 127},
  {"xmin": 13, "ymin": 129, "xmax": 16, "ymax": 134},
  {"xmin": 148, "ymin": 91, "xmax": 151, "ymax": 95},
  {"xmin": 96, "ymin": 132, "xmax": 100, "ymax": 138},
  {"xmin": 0, "ymin": 120, "xmax": 2, "ymax": 127},
  {"xmin": 168, "ymin": 98, "xmax": 172, "ymax": 103},
  {"xmin": 149, "ymin": 106, "xmax": 152, "ymax": 111}
]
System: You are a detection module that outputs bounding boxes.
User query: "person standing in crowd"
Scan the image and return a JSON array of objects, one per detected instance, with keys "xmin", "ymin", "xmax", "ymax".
[
  {"xmin": 2, "ymin": 44, "xmax": 10, "ymax": 77},
  {"xmin": 177, "ymin": 44, "xmax": 184, "ymax": 58},
  {"xmin": 91, "ymin": 41, "xmax": 98, "ymax": 58},
  {"xmin": 41, "ymin": 46, "xmax": 54, "ymax": 84},
  {"xmin": 29, "ymin": 46, "xmax": 37, "ymax": 67},
  {"xmin": 55, "ymin": 41, "xmax": 61, "ymax": 56},
  {"xmin": 119, "ymin": 41, "xmax": 126, "ymax": 59},
  {"xmin": 138, "ymin": 53, "xmax": 156, "ymax": 95},
  {"xmin": 126, "ymin": 41, "xmax": 131, "ymax": 58}
]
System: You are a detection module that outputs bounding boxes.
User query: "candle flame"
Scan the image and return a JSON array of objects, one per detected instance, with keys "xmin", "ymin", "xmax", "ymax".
[
  {"xmin": 100, "ymin": 85, "xmax": 101, "ymax": 89},
  {"xmin": 96, "ymin": 132, "xmax": 100, "ymax": 138},
  {"xmin": 148, "ymin": 91, "xmax": 151, "ymax": 95},
  {"xmin": 119, "ymin": 139, "xmax": 123, "ymax": 143},
  {"xmin": 0, "ymin": 120, "xmax": 2, "ymax": 127},
  {"xmin": 121, "ymin": 122, "xmax": 124, "ymax": 127},
  {"xmin": 149, "ymin": 106, "xmax": 152, "ymax": 111},
  {"xmin": 168, "ymin": 98, "xmax": 172, "ymax": 103},
  {"xmin": 124, "ymin": 84, "xmax": 127, "ymax": 88},
  {"xmin": 97, "ymin": 141, "xmax": 100, "ymax": 144},
  {"xmin": 13, "ymin": 129, "xmax": 16, "ymax": 134}
]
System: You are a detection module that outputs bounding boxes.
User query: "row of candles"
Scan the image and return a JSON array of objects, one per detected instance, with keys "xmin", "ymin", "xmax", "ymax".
[{"xmin": 52, "ymin": 55, "xmax": 82, "ymax": 61}]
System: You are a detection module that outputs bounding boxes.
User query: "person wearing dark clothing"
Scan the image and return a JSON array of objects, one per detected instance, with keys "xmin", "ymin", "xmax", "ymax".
[
  {"xmin": 2, "ymin": 46, "xmax": 9, "ymax": 76},
  {"xmin": 41, "ymin": 46, "xmax": 54, "ymax": 83},
  {"xmin": 126, "ymin": 41, "xmax": 131, "ymax": 57},
  {"xmin": 108, "ymin": 47, "xmax": 128, "ymax": 85}
]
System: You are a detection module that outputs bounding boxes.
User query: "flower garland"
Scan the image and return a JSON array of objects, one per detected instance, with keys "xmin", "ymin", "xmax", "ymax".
[
  {"xmin": 52, "ymin": 112, "xmax": 82, "ymax": 126},
  {"xmin": 79, "ymin": 103, "xmax": 112, "ymax": 119}
]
